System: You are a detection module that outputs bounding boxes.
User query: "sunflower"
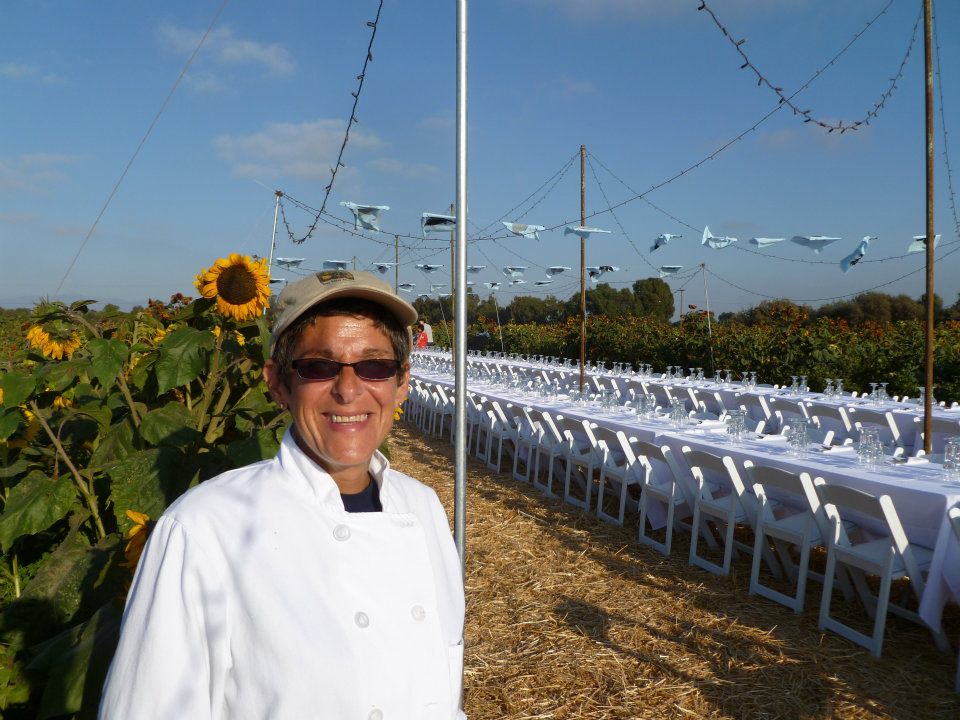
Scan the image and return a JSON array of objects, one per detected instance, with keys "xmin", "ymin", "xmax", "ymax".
[
  {"xmin": 122, "ymin": 510, "xmax": 154, "ymax": 570},
  {"xmin": 195, "ymin": 254, "xmax": 270, "ymax": 322},
  {"xmin": 26, "ymin": 323, "xmax": 82, "ymax": 360}
]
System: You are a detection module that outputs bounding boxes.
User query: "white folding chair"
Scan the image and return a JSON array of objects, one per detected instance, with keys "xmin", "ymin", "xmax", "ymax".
[
  {"xmin": 736, "ymin": 392, "xmax": 774, "ymax": 434},
  {"xmin": 917, "ymin": 416, "xmax": 960, "ymax": 454},
  {"xmin": 483, "ymin": 401, "xmax": 516, "ymax": 473},
  {"xmin": 594, "ymin": 427, "xmax": 639, "ymax": 525},
  {"xmin": 846, "ymin": 407, "xmax": 905, "ymax": 451},
  {"xmin": 769, "ymin": 396, "xmax": 810, "ymax": 433},
  {"xmin": 816, "ymin": 480, "xmax": 950, "ymax": 656},
  {"xmin": 559, "ymin": 417, "xmax": 602, "ymax": 511},
  {"xmin": 744, "ymin": 463, "xmax": 824, "ymax": 613},
  {"xmin": 510, "ymin": 405, "xmax": 539, "ymax": 483},
  {"xmin": 805, "ymin": 403, "xmax": 854, "ymax": 445},
  {"xmin": 531, "ymin": 410, "xmax": 567, "ymax": 497},
  {"xmin": 635, "ymin": 441, "xmax": 706, "ymax": 557},
  {"xmin": 682, "ymin": 447, "xmax": 780, "ymax": 578},
  {"xmin": 690, "ymin": 387, "xmax": 728, "ymax": 421}
]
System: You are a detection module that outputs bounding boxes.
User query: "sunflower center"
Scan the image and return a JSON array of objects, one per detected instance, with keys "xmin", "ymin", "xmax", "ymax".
[{"xmin": 217, "ymin": 265, "xmax": 259, "ymax": 305}]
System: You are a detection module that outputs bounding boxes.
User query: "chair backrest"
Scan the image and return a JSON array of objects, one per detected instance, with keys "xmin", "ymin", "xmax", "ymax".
[
  {"xmin": 814, "ymin": 480, "xmax": 925, "ymax": 593},
  {"xmin": 536, "ymin": 410, "xmax": 565, "ymax": 446},
  {"xmin": 693, "ymin": 388, "xmax": 727, "ymax": 419},
  {"xmin": 743, "ymin": 462, "xmax": 814, "ymax": 517},
  {"xmin": 847, "ymin": 407, "xmax": 901, "ymax": 447},
  {"xmin": 737, "ymin": 392, "xmax": 773, "ymax": 421},
  {"xmin": 922, "ymin": 417, "xmax": 960, "ymax": 454},
  {"xmin": 680, "ymin": 446, "xmax": 749, "ymax": 507},
  {"xmin": 769, "ymin": 397, "xmax": 810, "ymax": 425},
  {"xmin": 804, "ymin": 403, "xmax": 853, "ymax": 439}
]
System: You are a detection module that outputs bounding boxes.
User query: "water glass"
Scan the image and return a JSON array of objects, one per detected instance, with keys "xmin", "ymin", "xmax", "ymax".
[
  {"xmin": 788, "ymin": 419, "xmax": 808, "ymax": 456},
  {"xmin": 944, "ymin": 438, "xmax": 960, "ymax": 485}
]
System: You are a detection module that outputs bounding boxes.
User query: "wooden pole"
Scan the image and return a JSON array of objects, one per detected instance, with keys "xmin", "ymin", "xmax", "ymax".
[
  {"xmin": 394, "ymin": 235, "xmax": 399, "ymax": 293},
  {"xmin": 579, "ymin": 144, "xmax": 586, "ymax": 393},
  {"xmin": 923, "ymin": 0, "xmax": 934, "ymax": 453}
]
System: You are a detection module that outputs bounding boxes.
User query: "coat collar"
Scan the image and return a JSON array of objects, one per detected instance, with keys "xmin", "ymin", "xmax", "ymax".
[{"xmin": 277, "ymin": 428, "xmax": 396, "ymax": 511}]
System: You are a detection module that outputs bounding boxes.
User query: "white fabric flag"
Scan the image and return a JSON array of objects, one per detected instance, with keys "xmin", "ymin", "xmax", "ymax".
[
  {"xmin": 430, "ymin": 284, "xmax": 447, "ymax": 293},
  {"xmin": 466, "ymin": 265, "xmax": 486, "ymax": 273},
  {"xmin": 323, "ymin": 259, "xmax": 350, "ymax": 270},
  {"xmin": 340, "ymin": 202, "xmax": 389, "ymax": 232},
  {"xmin": 502, "ymin": 266, "xmax": 527, "ymax": 279},
  {"xmin": 416, "ymin": 263, "xmax": 443, "ymax": 273},
  {"xmin": 398, "ymin": 283, "xmax": 416, "ymax": 293},
  {"xmin": 484, "ymin": 282, "xmax": 502, "ymax": 291},
  {"xmin": 907, "ymin": 234, "xmax": 941, "ymax": 253},
  {"xmin": 749, "ymin": 237, "xmax": 785, "ymax": 248},
  {"xmin": 658, "ymin": 265, "xmax": 683, "ymax": 278},
  {"xmin": 651, "ymin": 233, "xmax": 681, "ymax": 252},
  {"xmin": 502, "ymin": 222, "xmax": 546, "ymax": 240},
  {"xmin": 564, "ymin": 225, "xmax": 612, "ymax": 239},
  {"xmin": 510, "ymin": 279, "xmax": 527, "ymax": 286},
  {"xmin": 421, "ymin": 213, "xmax": 457, "ymax": 237},
  {"xmin": 546, "ymin": 265, "xmax": 571, "ymax": 277},
  {"xmin": 274, "ymin": 257, "xmax": 305, "ymax": 269},
  {"xmin": 840, "ymin": 236, "xmax": 875, "ymax": 273},
  {"xmin": 534, "ymin": 280, "xmax": 553, "ymax": 286},
  {"xmin": 702, "ymin": 226, "xmax": 738, "ymax": 249},
  {"xmin": 790, "ymin": 235, "xmax": 841, "ymax": 253},
  {"xmin": 372, "ymin": 262, "xmax": 396, "ymax": 274}
]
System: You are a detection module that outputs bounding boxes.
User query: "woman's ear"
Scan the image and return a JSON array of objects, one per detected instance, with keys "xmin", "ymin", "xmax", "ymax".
[{"xmin": 263, "ymin": 359, "xmax": 291, "ymax": 409}]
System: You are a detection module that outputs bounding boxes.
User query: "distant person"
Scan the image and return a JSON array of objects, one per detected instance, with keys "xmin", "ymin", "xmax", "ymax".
[
  {"xmin": 99, "ymin": 270, "xmax": 466, "ymax": 719},
  {"xmin": 423, "ymin": 321, "xmax": 434, "ymax": 346},
  {"xmin": 415, "ymin": 321, "xmax": 429, "ymax": 349}
]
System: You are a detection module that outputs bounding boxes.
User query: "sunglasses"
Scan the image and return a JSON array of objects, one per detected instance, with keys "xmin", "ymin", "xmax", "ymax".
[{"xmin": 290, "ymin": 357, "xmax": 402, "ymax": 382}]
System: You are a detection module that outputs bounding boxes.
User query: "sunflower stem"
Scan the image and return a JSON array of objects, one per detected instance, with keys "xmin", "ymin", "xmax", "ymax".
[
  {"xmin": 30, "ymin": 401, "xmax": 107, "ymax": 542},
  {"xmin": 11, "ymin": 554, "xmax": 20, "ymax": 598},
  {"xmin": 117, "ymin": 375, "xmax": 142, "ymax": 427},
  {"xmin": 195, "ymin": 339, "xmax": 223, "ymax": 434},
  {"xmin": 203, "ymin": 382, "xmax": 232, "ymax": 445}
]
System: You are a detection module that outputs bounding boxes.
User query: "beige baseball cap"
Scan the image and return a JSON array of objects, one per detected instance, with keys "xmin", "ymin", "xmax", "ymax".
[{"xmin": 270, "ymin": 269, "xmax": 418, "ymax": 348}]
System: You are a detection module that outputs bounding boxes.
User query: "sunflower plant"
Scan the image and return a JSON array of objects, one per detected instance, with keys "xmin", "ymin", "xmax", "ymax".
[{"xmin": 0, "ymin": 255, "xmax": 286, "ymax": 717}]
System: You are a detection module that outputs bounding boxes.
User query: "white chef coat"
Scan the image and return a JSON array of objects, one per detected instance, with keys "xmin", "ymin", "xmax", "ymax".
[{"xmin": 99, "ymin": 430, "xmax": 466, "ymax": 720}]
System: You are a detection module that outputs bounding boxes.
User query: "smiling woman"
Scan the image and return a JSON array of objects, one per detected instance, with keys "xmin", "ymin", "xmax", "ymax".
[{"xmin": 99, "ymin": 270, "xmax": 467, "ymax": 720}]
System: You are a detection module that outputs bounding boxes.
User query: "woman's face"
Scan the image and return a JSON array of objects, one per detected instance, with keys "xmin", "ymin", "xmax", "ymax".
[{"xmin": 264, "ymin": 313, "xmax": 409, "ymax": 489}]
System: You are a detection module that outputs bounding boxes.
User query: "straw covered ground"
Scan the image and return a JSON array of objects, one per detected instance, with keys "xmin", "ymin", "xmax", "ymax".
[{"xmin": 388, "ymin": 423, "xmax": 960, "ymax": 719}]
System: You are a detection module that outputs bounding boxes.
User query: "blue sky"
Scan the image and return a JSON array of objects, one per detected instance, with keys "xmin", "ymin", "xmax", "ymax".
[{"xmin": 2, "ymin": 0, "xmax": 959, "ymax": 319}]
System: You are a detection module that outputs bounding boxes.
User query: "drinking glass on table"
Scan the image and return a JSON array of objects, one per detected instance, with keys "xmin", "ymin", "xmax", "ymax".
[
  {"xmin": 943, "ymin": 438, "xmax": 960, "ymax": 484},
  {"xmin": 788, "ymin": 419, "xmax": 808, "ymax": 456}
]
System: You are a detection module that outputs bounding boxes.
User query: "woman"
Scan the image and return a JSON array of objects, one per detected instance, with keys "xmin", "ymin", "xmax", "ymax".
[
  {"xmin": 100, "ymin": 269, "xmax": 466, "ymax": 719},
  {"xmin": 415, "ymin": 321, "xmax": 429, "ymax": 349}
]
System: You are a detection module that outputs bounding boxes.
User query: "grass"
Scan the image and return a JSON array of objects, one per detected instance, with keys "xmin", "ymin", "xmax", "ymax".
[{"xmin": 389, "ymin": 423, "xmax": 960, "ymax": 720}]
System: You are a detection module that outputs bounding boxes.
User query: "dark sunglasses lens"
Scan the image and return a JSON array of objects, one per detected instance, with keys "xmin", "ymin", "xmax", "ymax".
[
  {"xmin": 354, "ymin": 360, "xmax": 400, "ymax": 380},
  {"xmin": 293, "ymin": 359, "xmax": 340, "ymax": 380}
]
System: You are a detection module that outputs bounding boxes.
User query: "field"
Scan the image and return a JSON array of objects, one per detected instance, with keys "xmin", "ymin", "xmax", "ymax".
[{"xmin": 388, "ymin": 424, "xmax": 960, "ymax": 719}]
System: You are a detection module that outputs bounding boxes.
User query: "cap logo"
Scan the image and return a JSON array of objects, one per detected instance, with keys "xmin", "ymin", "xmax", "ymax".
[{"xmin": 316, "ymin": 270, "xmax": 354, "ymax": 283}]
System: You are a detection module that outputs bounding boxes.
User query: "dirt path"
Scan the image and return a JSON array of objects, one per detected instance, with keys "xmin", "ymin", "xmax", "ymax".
[{"xmin": 389, "ymin": 424, "xmax": 960, "ymax": 719}]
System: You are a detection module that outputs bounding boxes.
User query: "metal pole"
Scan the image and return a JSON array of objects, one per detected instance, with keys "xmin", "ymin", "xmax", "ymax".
[
  {"xmin": 453, "ymin": 0, "xmax": 468, "ymax": 578},
  {"xmin": 450, "ymin": 202, "xmax": 456, "ymax": 352},
  {"xmin": 268, "ymin": 190, "xmax": 282, "ymax": 278},
  {"xmin": 494, "ymin": 294, "xmax": 505, "ymax": 354},
  {"xmin": 394, "ymin": 235, "xmax": 399, "ymax": 293},
  {"xmin": 923, "ymin": 0, "xmax": 935, "ymax": 453},
  {"xmin": 579, "ymin": 144, "xmax": 586, "ymax": 392},
  {"xmin": 702, "ymin": 264, "xmax": 715, "ymax": 376}
]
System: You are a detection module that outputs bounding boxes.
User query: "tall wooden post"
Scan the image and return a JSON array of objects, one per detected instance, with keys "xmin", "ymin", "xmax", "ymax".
[
  {"xmin": 394, "ymin": 235, "xmax": 399, "ymax": 293},
  {"xmin": 923, "ymin": 0, "xmax": 934, "ymax": 452},
  {"xmin": 579, "ymin": 144, "xmax": 586, "ymax": 392}
]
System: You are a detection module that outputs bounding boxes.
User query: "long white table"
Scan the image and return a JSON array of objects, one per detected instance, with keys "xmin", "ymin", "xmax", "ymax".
[{"xmin": 412, "ymin": 369, "xmax": 960, "ymax": 635}]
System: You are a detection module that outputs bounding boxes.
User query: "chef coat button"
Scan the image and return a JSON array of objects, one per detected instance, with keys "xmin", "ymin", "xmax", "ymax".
[
  {"xmin": 355, "ymin": 611, "xmax": 370, "ymax": 628},
  {"xmin": 411, "ymin": 605, "xmax": 426, "ymax": 621},
  {"xmin": 333, "ymin": 524, "xmax": 351, "ymax": 541},
  {"xmin": 368, "ymin": 709, "xmax": 383, "ymax": 720}
]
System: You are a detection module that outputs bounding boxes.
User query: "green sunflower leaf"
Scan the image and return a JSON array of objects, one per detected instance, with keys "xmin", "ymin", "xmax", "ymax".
[
  {"xmin": 154, "ymin": 327, "xmax": 214, "ymax": 394},
  {"xmin": 88, "ymin": 337, "xmax": 129, "ymax": 388},
  {"xmin": 0, "ymin": 408, "xmax": 22, "ymax": 441},
  {"xmin": 0, "ymin": 471, "xmax": 76, "ymax": 553},
  {"xmin": 0, "ymin": 371, "xmax": 35, "ymax": 407},
  {"xmin": 139, "ymin": 402, "xmax": 202, "ymax": 449},
  {"xmin": 108, "ymin": 448, "xmax": 188, "ymax": 532}
]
